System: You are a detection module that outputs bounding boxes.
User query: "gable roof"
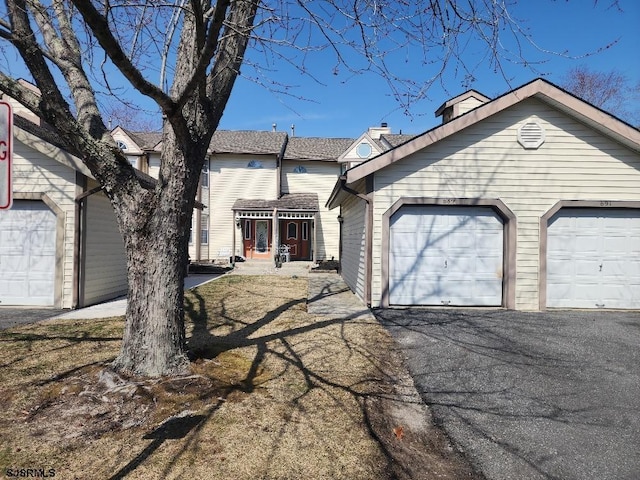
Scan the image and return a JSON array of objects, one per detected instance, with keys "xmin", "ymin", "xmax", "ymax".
[
  {"xmin": 121, "ymin": 129, "xmax": 162, "ymax": 151},
  {"xmin": 343, "ymin": 78, "xmax": 640, "ymax": 185},
  {"xmin": 284, "ymin": 137, "xmax": 355, "ymax": 161}
]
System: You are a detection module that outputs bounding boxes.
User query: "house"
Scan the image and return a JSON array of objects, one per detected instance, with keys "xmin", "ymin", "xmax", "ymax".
[
  {"xmin": 327, "ymin": 78, "xmax": 640, "ymax": 311},
  {"xmin": 0, "ymin": 84, "xmax": 128, "ymax": 308},
  {"xmin": 113, "ymin": 127, "xmax": 357, "ymax": 264}
]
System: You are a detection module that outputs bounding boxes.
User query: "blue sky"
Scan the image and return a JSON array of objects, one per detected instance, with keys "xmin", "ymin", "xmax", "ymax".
[
  {"xmin": 3, "ymin": 1, "xmax": 638, "ymax": 137},
  {"xmin": 219, "ymin": 0, "xmax": 640, "ymax": 138}
]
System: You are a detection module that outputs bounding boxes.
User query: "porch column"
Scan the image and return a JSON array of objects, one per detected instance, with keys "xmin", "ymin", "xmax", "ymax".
[
  {"xmin": 313, "ymin": 212, "xmax": 318, "ymax": 264},
  {"xmin": 273, "ymin": 208, "xmax": 278, "ymax": 262},
  {"xmin": 231, "ymin": 212, "xmax": 236, "ymax": 266}
]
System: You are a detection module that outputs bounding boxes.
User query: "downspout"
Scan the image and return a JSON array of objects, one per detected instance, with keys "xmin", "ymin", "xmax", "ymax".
[
  {"xmin": 338, "ymin": 177, "xmax": 373, "ymax": 307},
  {"xmin": 73, "ymin": 180, "xmax": 103, "ymax": 309},
  {"xmin": 277, "ymin": 134, "xmax": 289, "ymax": 199}
]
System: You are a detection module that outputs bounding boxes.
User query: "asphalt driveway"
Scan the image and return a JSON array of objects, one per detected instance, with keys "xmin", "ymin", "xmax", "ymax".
[{"xmin": 375, "ymin": 308, "xmax": 640, "ymax": 480}]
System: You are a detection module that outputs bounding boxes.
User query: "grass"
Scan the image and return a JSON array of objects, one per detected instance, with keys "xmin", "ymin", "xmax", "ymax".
[{"xmin": 0, "ymin": 275, "xmax": 480, "ymax": 479}]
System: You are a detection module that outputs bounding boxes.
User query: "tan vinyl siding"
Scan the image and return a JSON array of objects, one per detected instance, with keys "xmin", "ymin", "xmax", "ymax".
[
  {"xmin": 371, "ymin": 98, "xmax": 640, "ymax": 309},
  {"xmin": 339, "ymin": 181, "xmax": 368, "ymax": 301},
  {"xmin": 209, "ymin": 154, "xmax": 278, "ymax": 258},
  {"xmin": 282, "ymin": 159, "xmax": 341, "ymax": 259},
  {"xmin": 82, "ymin": 191, "xmax": 127, "ymax": 306},
  {"xmin": 12, "ymin": 141, "xmax": 77, "ymax": 308}
]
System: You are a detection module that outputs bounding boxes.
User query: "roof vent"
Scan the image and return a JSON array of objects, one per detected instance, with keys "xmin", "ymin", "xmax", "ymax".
[{"xmin": 517, "ymin": 121, "xmax": 545, "ymax": 149}]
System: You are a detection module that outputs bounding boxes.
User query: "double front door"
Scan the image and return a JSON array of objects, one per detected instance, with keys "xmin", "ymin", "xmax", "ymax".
[{"xmin": 241, "ymin": 219, "xmax": 311, "ymax": 260}]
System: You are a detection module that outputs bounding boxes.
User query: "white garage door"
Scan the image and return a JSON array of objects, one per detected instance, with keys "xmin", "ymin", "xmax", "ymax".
[
  {"xmin": 547, "ymin": 209, "xmax": 640, "ymax": 309},
  {"xmin": 0, "ymin": 201, "xmax": 56, "ymax": 306},
  {"xmin": 389, "ymin": 206, "xmax": 504, "ymax": 306}
]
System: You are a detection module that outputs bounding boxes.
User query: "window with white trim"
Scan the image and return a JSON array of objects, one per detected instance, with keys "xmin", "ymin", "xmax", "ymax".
[
  {"xmin": 201, "ymin": 162, "xmax": 209, "ymax": 188},
  {"xmin": 293, "ymin": 165, "xmax": 307, "ymax": 173},
  {"xmin": 247, "ymin": 160, "xmax": 263, "ymax": 169},
  {"xmin": 200, "ymin": 215, "xmax": 209, "ymax": 244}
]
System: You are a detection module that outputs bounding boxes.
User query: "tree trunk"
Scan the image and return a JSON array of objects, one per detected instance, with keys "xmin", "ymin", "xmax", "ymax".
[
  {"xmin": 112, "ymin": 232, "xmax": 190, "ymax": 377},
  {"xmin": 112, "ymin": 130, "xmax": 199, "ymax": 377}
]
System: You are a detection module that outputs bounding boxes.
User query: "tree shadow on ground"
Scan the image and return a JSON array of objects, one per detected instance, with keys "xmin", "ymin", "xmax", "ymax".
[{"xmin": 176, "ymin": 279, "xmax": 482, "ymax": 480}]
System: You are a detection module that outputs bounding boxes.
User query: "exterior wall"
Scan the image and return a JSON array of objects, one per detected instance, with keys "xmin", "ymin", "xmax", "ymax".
[
  {"xmin": 110, "ymin": 129, "xmax": 144, "ymax": 169},
  {"xmin": 12, "ymin": 136, "xmax": 78, "ymax": 309},
  {"xmin": 282, "ymin": 159, "xmax": 341, "ymax": 260},
  {"xmin": 457, "ymin": 97, "xmax": 485, "ymax": 116},
  {"xmin": 338, "ymin": 180, "xmax": 368, "ymax": 301},
  {"xmin": 82, "ymin": 191, "xmax": 128, "ymax": 306},
  {"xmin": 209, "ymin": 154, "xmax": 278, "ymax": 259},
  {"xmin": 370, "ymin": 98, "xmax": 640, "ymax": 310}
]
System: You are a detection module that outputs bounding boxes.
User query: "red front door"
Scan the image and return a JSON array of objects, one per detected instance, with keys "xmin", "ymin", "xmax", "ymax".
[
  {"xmin": 280, "ymin": 219, "xmax": 310, "ymax": 260},
  {"xmin": 242, "ymin": 219, "xmax": 272, "ymax": 259}
]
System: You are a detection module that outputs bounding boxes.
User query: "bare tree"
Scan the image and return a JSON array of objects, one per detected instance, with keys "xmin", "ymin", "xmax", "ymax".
[
  {"xmin": 561, "ymin": 65, "xmax": 640, "ymax": 124},
  {"xmin": 0, "ymin": 0, "xmax": 615, "ymax": 377}
]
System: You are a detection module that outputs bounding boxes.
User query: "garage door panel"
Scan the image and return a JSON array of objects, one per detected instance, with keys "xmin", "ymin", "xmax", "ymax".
[
  {"xmin": 390, "ymin": 206, "xmax": 504, "ymax": 306},
  {"xmin": 0, "ymin": 201, "xmax": 56, "ymax": 306},
  {"xmin": 547, "ymin": 209, "xmax": 640, "ymax": 309}
]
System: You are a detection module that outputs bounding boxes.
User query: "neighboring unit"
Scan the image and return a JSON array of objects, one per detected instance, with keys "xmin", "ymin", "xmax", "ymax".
[
  {"xmin": 0, "ymin": 83, "xmax": 128, "ymax": 308},
  {"xmin": 328, "ymin": 78, "xmax": 640, "ymax": 311}
]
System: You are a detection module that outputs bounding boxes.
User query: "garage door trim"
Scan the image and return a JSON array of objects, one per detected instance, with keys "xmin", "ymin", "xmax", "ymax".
[
  {"xmin": 12, "ymin": 193, "xmax": 65, "ymax": 307},
  {"xmin": 539, "ymin": 200, "xmax": 640, "ymax": 310},
  {"xmin": 381, "ymin": 197, "xmax": 517, "ymax": 309}
]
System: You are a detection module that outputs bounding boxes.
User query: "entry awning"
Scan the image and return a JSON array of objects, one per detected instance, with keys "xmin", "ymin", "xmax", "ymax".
[{"xmin": 232, "ymin": 193, "xmax": 319, "ymax": 220}]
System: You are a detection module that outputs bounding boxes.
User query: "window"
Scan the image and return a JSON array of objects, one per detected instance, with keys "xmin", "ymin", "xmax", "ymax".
[
  {"xmin": 189, "ymin": 217, "xmax": 193, "ymax": 244},
  {"xmin": 302, "ymin": 221, "xmax": 308, "ymax": 241},
  {"xmin": 244, "ymin": 220, "xmax": 251, "ymax": 240},
  {"xmin": 356, "ymin": 142, "xmax": 372, "ymax": 158},
  {"xmin": 287, "ymin": 222, "xmax": 297, "ymax": 239},
  {"xmin": 201, "ymin": 162, "xmax": 209, "ymax": 188},
  {"xmin": 247, "ymin": 160, "xmax": 263, "ymax": 169},
  {"xmin": 116, "ymin": 140, "xmax": 128, "ymax": 151},
  {"xmin": 200, "ymin": 215, "xmax": 209, "ymax": 244},
  {"xmin": 293, "ymin": 165, "xmax": 307, "ymax": 173}
]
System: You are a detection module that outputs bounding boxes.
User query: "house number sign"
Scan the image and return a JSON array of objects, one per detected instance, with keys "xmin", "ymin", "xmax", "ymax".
[{"xmin": 0, "ymin": 101, "xmax": 12, "ymax": 210}]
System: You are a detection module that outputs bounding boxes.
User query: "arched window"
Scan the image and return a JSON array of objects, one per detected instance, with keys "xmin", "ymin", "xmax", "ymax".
[
  {"xmin": 292, "ymin": 165, "xmax": 307, "ymax": 173},
  {"xmin": 247, "ymin": 160, "xmax": 263, "ymax": 169},
  {"xmin": 116, "ymin": 140, "xmax": 128, "ymax": 151}
]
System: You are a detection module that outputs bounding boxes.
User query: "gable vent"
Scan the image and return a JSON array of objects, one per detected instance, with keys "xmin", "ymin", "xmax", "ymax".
[{"xmin": 517, "ymin": 121, "xmax": 545, "ymax": 149}]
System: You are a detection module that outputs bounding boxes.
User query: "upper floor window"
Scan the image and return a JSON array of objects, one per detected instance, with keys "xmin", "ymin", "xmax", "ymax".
[
  {"xmin": 201, "ymin": 162, "xmax": 209, "ymax": 188},
  {"xmin": 292, "ymin": 165, "xmax": 307, "ymax": 173},
  {"xmin": 247, "ymin": 160, "xmax": 263, "ymax": 169},
  {"xmin": 116, "ymin": 140, "xmax": 128, "ymax": 151}
]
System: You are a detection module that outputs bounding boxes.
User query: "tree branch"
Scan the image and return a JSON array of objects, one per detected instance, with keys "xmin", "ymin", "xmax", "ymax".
[{"xmin": 70, "ymin": 0, "xmax": 176, "ymax": 113}]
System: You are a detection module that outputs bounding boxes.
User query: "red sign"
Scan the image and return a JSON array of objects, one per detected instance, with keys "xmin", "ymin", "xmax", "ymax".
[{"xmin": 0, "ymin": 101, "xmax": 12, "ymax": 209}]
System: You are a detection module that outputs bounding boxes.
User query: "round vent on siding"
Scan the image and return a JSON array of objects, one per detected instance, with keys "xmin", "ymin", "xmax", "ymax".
[{"xmin": 517, "ymin": 121, "xmax": 545, "ymax": 149}]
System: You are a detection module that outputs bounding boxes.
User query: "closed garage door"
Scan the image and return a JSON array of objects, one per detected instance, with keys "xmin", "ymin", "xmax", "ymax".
[
  {"xmin": 0, "ymin": 201, "xmax": 56, "ymax": 306},
  {"xmin": 547, "ymin": 209, "xmax": 640, "ymax": 309},
  {"xmin": 389, "ymin": 206, "xmax": 504, "ymax": 306}
]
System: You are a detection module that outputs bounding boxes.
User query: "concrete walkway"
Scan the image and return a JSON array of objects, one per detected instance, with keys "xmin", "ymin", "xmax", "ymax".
[
  {"xmin": 52, "ymin": 273, "xmax": 222, "ymax": 320},
  {"xmin": 307, "ymin": 273, "xmax": 372, "ymax": 318},
  {"xmin": 1, "ymin": 268, "xmax": 370, "ymax": 327}
]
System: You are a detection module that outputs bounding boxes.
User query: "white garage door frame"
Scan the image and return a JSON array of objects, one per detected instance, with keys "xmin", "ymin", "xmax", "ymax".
[
  {"xmin": 381, "ymin": 197, "xmax": 517, "ymax": 309},
  {"xmin": 0, "ymin": 194, "xmax": 64, "ymax": 307},
  {"xmin": 540, "ymin": 200, "xmax": 640, "ymax": 310}
]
